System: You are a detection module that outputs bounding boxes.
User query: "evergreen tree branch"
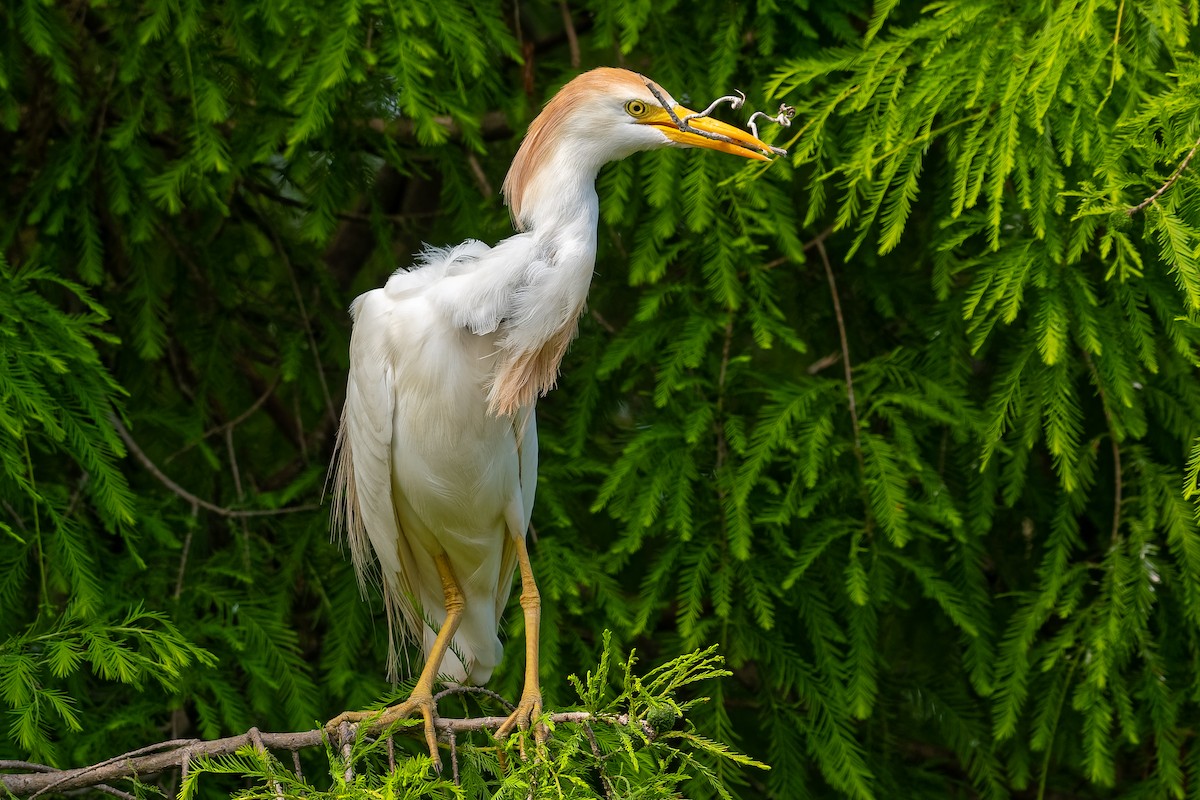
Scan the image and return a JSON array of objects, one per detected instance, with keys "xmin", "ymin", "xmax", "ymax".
[
  {"xmin": 0, "ymin": 712, "xmax": 594, "ymax": 796},
  {"xmin": 1127, "ymin": 132, "xmax": 1200, "ymax": 216},
  {"xmin": 110, "ymin": 415, "xmax": 319, "ymax": 519}
]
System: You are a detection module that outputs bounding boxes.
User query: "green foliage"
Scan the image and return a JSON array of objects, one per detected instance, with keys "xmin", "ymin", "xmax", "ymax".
[
  {"xmin": 5, "ymin": 0, "xmax": 1200, "ymax": 798},
  {"xmin": 0, "ymin": 606, "xmax": 214, "ymax": 763},
  {"xmin": 179, "ymin": 641, "xmax": 763, "ymax": 799}
]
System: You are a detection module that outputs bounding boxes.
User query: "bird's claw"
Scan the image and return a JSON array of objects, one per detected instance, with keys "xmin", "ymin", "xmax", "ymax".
[
  {"xmin": 495, "ymin": 691, "xmax": 548, "ymax": 762},
  {"xmin": 326, "ymin": 692, "xmax": 445, "ymax": 772}
]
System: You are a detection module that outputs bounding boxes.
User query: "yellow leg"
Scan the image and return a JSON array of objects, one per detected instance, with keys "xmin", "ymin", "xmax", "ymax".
[
  {"xmin": 327, "ymin": 552, "xmax": 464, "ymax": 771},
  {"xmin": 495, "ymin": 535, "xmax": 547, "ymax": 756}
]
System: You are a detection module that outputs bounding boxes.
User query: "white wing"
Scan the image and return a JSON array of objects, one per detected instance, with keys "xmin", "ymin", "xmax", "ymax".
[
  {"xmin": 332, "ymin": 247, "xmax": 541, "ymax": 685},
  {"xmin": 331, "ymin": 289, "xmax": 424, "ymax": 679}
]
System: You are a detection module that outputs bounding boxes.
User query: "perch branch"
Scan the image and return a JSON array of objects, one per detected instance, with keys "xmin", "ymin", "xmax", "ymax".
[{"xmin": 0, "ymin": 712, "xmax": 595, "ymax": 797}]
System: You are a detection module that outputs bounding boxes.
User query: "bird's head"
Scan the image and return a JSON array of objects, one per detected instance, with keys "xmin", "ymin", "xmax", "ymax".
[{"xmin": 503, "ymin": 67, "xmax": 777, "ymax": 231}]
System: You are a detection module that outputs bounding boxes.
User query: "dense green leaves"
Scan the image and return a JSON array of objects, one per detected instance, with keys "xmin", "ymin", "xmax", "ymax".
[{"xmin": 4, "ymin": 0, "xmax": 1200, "ymax": 798}]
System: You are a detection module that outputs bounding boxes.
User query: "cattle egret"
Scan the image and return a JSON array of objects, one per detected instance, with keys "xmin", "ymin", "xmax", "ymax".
[{"xmin": 328, "ymin": 67, "xmax": 777, "ymax": 767}]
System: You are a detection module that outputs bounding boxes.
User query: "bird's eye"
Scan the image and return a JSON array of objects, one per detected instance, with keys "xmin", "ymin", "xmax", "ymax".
[{"xmin": 624, "ymin": 100, "xmax": 649, "ymax": 118}]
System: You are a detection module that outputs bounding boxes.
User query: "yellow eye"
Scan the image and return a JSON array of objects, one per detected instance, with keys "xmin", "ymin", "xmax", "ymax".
[{"xmin": 625, "ymin": 100, "xmax": 649, "ymax": 118}]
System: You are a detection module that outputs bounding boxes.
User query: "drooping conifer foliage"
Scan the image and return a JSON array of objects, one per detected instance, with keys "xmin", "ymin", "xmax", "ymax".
[{"xmin": 3, "ymin": 0, "xmax": 1200, "ymax": 797}]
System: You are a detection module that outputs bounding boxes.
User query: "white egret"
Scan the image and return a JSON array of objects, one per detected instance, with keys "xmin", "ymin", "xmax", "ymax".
[{"xmin": 328, "ymin": 67, "xmax": 776, "ymax": 766}]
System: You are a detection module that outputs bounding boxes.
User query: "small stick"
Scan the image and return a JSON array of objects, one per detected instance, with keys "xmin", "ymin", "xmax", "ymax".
[
  {"xmin": 248, "ymin": 728, "xmax": 285, "ymax": 800},
  {"xmin": 1127, "ymin": 132, "xmax": 1200, "ymax": 215},
  {"xmin": 748, "ymin": 104, "xmax": 796, "ymax": 141},
  {"xmin": 582, "ymin": 722, "xmax": 614, "ymax": 800},
  {"xmin": 434, "ymin": 685, "xmax": 516, "ymax": 712},
  {"xmin": 291, "ymin": 749, "xmax": 303, "ymax": 782},
  {"xmin": 641, "ymin": 80, "xmax": 788, "ymax": 158},
  {"xmin": 386, "ymin": 736, "xmax": 395, "ymax": 773},
  {"xmin": 339, "ymin": 722, "xmax": 353, "ymax": 783},
  {"xmin": 683, "ymin": 91, "xmax": 745, "ymax": 124},
  {"xmin": 448, "ymin": 729, "xmax": 460, "ymax": 786}
]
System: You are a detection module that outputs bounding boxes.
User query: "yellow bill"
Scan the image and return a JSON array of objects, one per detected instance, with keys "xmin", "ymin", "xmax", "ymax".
[{"xmin": 642, "ymin": 106, "xmax": 776, "ymax": 161}]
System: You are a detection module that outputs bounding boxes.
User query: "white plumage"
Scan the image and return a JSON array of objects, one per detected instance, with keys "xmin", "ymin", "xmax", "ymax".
[
  {"xmin": 328, "ymin": 67, "xmax": 776, "ymax": 764},
  {"xmin": 334, "ymin": 238, "xmax": 543, "ymax": 684}
]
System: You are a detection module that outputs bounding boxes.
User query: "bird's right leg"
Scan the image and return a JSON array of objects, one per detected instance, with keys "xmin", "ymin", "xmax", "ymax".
[{"xmin": 326, "ymin": 552, "xmax": 464, "ymax": 771}]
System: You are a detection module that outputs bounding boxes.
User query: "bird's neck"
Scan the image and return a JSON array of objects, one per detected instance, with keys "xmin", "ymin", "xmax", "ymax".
[
  {"xmin": 511, "ymin": 146, "xmax": 604, "ymax": 245},
  {"xmin": 481, "ymin": 149, "xmax": 605, "ymax": 415}
]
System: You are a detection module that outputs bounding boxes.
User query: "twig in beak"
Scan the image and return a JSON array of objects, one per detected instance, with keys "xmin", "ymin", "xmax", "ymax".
[
  {"xmin": 642, "ymin": 80, "xmax": 789, "ymax": 158},
  {"xmin": 683, "ymin": 90, "xmax": 746, "ymax": 125},
  {"xmin": 748, "ymin": 104, "xmax": 797, "ymax": 141}
]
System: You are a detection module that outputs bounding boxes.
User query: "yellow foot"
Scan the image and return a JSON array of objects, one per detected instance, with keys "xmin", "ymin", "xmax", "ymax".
[
  {"xmin": 326, "ymin": 691, "xmax": 443, "ymax": 771},
  {"xmin": 495, "ymin": 691, "xmax": 548, "ymax": 761}
]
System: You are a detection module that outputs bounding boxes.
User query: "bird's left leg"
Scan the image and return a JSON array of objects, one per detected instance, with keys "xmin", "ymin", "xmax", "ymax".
[
  {"xmin": 326, "ymin": 552, "xmax": 464, "ymax": 770},
  {"xmin": 495, "ymin": 534, "xmax": 548, "ymax": 754}
]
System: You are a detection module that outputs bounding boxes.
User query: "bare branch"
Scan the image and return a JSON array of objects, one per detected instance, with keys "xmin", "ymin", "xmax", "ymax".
[
  {"xmin": 165, "ymin": 376, "xmax": 281, "ymax": 463},
  {"xmin": 111, "ymin": 415, "xmax": 319, "ymax": 519},
  {"xmin": 583, "ymin": 722, "xmax": 615, "ymax": 800},
  {"xmin": 817, "ymin": 241, "xmax": 865, "ymax": 482},
  {"xmin": 560, "ymin": 1, "xmax": 580, "ymax": 68},
  {"xmin": 1127, "ymin": 132, "xmax": 1200, "ymax": 216},
  {"xmin": 435, "ymin": 684, "xmax": 516, "ymax": 712},
  {"xmin": 1, "ymin": 712, "xmax": 595, "ymax": 797},
  {"xmin": 747, "ymin": 104, "xmax": 796, "ymax": 141},
  {"xmin": 248, "ymin": 728, "xmax": 284, "ymax": 800},
  {"xmin": 1082, "ymin": 350, "xmax": 1123, "ymax": 543},
  {"xmin": 642, "ymin": 81, "xmax": 788, "ymax": 157},
  {"xmin": 465, "ymin": 152, "xmax": 495, "ymax": 198},
  {"xmin": 683, "ymin": 91, "xmax": 745, "ymax": 125},
  {"xmin": 264, "ymin": 223, "xmax": 339, "ymax": 431}
]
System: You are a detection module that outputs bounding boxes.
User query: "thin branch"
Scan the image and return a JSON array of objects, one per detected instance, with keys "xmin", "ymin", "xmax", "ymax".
[
  {"xmin": 465, "ymin": 152, "xmax": 494, "ymax": 198},
  {"xmin": 714, "ymin": 317, "xmax": 735, "ymax": 504},
  {"xmin": 166, "ymin": 376, "xmax": 281, "ymax": 463},
  {"xmin": 112, "ymin": 415, "xmax": 319, "ymax": 519},
  {"xmin": 26, "ymin": 739, "xmax": 202, "ymax": 800},
  {"xmin": 806, "ymin": 351, "xmax": 842, "ymax": 375},
  {"xmin": 248, "ymin": 728, "xmax": 285, "ymax": 800},
  {"xmin": 265, "ymin": 223, "xmax": 338, "ymax": 431},
  {"xmin": 173, "ymin": 511, "xmax": 196, "ymax": 600},
  {"xmin": 339, "ymin": 722, "xmax": 353, "ymax": 784},
  {"xmin": 434, "ymin": 684, "xmax": 516, "ymax": 712},
  {"xmin": 1098, "ymin": 0, "xmax": 1125, "ymax": 111},
  {"xmin": 0, "ymin": 765, "xmax": 139, "ymax": 799},
  {"xmin": 559, "ymin": 0, "xmax": 580, "ymax": 68},
  {"xmin": 759, "ymin": 226, "xmax": 834, "ymax": 272},
  {"xmin": 1127, "ymin": 132, "xmax": 1200, "ymax": 216},
  {"xmin": 0, "ymin": 712, "xmax": 594, "ymax": 796},
  {"xmin": 226, "ymin": 426, "xmax": 244, "ymax": 501},
  {"xmin": 243, "ymin": 182, "xmax": 428, "ymax": 225},
  {"xmin": 367, "ymin": 110, "xmax": 511, "ymax": 141},
  {"xmin": 642, "ymin": 81, "xmax": 787, "ymax": 157},
  {"xmin": 816, "ymin": 240, "xmax": 865, "ymax": 480},
  {"xmin": 582, "ymin": 722, "xmax": 615, "ymax": 800},
  {"xmin": 1, "ymin": 500, "xmax": 28, "ymax": 535},
  {"xmin": 589, "ymin": 308, "xmax": 617, "ymax": 334},
  {"xmin": 1082, "ymin": 351, "xmax": 1123, "ymax": 543}
]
